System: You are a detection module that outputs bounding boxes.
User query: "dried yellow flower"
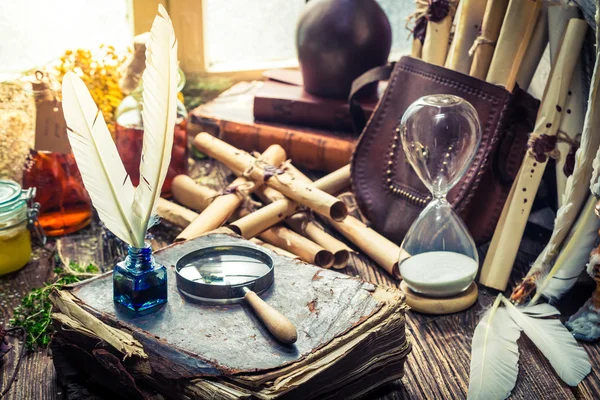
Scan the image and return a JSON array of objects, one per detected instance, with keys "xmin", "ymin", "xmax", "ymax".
[{"xmin": 55, "ymin": 46, "xmax": 128, "ymax": 136}]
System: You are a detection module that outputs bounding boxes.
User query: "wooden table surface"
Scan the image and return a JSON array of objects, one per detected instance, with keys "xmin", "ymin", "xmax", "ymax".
[{"xmin": 1, "ymin": 161, "xmax": 599, "ymax": 399}]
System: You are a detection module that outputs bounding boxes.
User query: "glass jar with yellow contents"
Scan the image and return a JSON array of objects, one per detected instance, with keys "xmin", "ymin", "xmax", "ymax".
[{"xmin": 0, "ymin": 180, "xmax": 45, "ymax": 275}]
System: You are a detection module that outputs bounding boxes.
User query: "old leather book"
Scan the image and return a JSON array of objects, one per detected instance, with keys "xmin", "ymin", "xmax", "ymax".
[
  {"xmin": 50, "ymin": 234, "xmax": 410, "ymax": 399},
  {"xmin": 254, "ymin": 69, "xmax": 380, "ymax": 132},
  {"xmin": 188, "ymin": 82, "xmax": 355, "ymax": 172},
  {"xmin": 351, "ymin": 56, "xmax": 540, "ymax": 245}
]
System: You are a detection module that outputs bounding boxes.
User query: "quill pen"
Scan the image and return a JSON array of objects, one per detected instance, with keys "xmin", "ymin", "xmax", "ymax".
[
  {"xmin": 62, "ymin": 5, "xmax": 177, "ymax": 247},
  {"xmin": 468, "ymin": 295, "xmax": 520, "ymax": 400},
  {"xmin": 62, "ymin": 72, "xmax": 143, "ymax": 248},
  {"xmin": 468, "ymin": 296, "xmax": 591, "ymax": 398},
  {"xmin": 131, "ymin": 4, "xmax": 178, "ymax": 239}
]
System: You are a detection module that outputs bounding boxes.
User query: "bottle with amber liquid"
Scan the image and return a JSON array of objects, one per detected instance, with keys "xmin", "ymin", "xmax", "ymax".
[
  {"xmin": 22, "ymin": 75, "xmax": 92, "ymax": 236},
  {"xmin": 114, "ymin": 69, "xmax": 188, "ymax": 196}
]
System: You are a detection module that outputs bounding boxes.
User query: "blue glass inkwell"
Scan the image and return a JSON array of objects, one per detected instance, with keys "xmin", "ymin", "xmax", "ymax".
[{"xmin": 113, "ymin": 244, "xmax": 168, "ymax": 312}]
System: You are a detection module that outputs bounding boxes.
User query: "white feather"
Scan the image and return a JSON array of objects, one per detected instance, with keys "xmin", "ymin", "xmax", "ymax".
[
  {"xmin": 520, "ymin": 303, "xmax": 561, "ymax": 317},
  {"xmin": 61, "ymin": 72, "xmax": 143, "ymax": 248},
  {"xmin": 468, "ymin": 296, "xmax": 520, "ymax": 400},
  {"xmin": 501, "ymin": 297, "xmax": 591, "ymax": 386},
  {"xmin": 132, "ymin": 4, "xmax": 178, "ymax": 237},
  {"xmin": 533, "ymin": 195, "xmax": 600, "ymax": 303}
]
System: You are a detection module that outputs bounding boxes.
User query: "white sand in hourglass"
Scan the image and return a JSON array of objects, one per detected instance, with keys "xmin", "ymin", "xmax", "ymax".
[{"xmin": 400, "ymin": 251, "xmax": 478, "ymax": 297}]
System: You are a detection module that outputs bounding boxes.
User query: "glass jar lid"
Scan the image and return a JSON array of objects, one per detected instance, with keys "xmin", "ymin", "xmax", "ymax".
[{"xmin": 0, "ymin": 179, "xmax": 27, "ymax": 214}]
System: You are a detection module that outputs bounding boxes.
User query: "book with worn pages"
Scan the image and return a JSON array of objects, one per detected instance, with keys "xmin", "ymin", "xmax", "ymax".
[
  {"xmin": 188, "ymin": 82, "xmax": 356, "ymax": 172},
  {"xmin": 50, "ymin": 234, "xmax": 410, "ymax": 399}
]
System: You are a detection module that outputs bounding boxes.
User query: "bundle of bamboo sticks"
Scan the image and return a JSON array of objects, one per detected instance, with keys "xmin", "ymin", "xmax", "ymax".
[{"xmin": 157, "ymin": 133, "xmax": 405, "ymax": 278}]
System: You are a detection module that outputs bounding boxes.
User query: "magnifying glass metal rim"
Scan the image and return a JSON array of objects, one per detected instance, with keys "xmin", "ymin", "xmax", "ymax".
[{"xmin": 175, "ymin": 245, "xmax": 275, "ymax": 304}]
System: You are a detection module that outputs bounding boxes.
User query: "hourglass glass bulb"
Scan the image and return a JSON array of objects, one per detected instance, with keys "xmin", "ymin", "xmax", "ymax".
[
  {"xmin": 400, "ymin": 94, "xmax": 480, "ymax": 198},
  {"xmin": 398, "ymin": 95, "xmax": 481, "ymax": 298}
]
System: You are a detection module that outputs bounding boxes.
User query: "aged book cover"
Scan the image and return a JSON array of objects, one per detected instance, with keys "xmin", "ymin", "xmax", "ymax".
[
  {"xmin": 50, "ymin": 234, "xmax": 410, "ymax": 399},
  {"xmin": 253, "ymin": 70, "xmax": 380, "ymax": 132},
  {"xmin": 188, "ymin": 82, "xmax": 356, "ymax": 172}
]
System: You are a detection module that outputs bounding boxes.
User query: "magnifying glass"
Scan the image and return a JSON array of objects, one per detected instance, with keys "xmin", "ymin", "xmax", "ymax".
[{"xmin": 175, "ymin": 245, "xmax": 298, "ymax": 344}]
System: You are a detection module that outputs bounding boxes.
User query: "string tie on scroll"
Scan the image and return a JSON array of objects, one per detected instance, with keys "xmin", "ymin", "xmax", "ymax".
[
  {"xmin": 405, "ymin": 0, "xmax": 456, "ymax": 41},
  {"xmin": 555, "ymin": 130, "xmax": 581, "ymax": 177},
  {"xmin": 243, "ymin": 153, "xmax": 286, "ymax": 183},
  {"xmin": 527, "ymin": 133, "xmax": 559, "ymax": 163},
  {"xmin": 208, "ymin": 181, "xmax": 256, "ymax": 202},
  {"xmin": 468, "ymin": 36, "xmax": 497, "ymax": 57}
]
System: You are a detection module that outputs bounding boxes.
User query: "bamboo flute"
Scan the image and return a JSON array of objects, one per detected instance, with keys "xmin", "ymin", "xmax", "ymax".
[
  {"xmin": 479, "ymin": 19, "xmax": 588, "ymax": 291},
  {"xmin": 485, "ymin": 0, "xmax": 541, "ymax": 91},
  {"xmin": 469, "ymin": 0, "xmax": 510, "ymax": 79},
  {"xmin": 259, "ymin": 225, "xmax": 335, "ymax": 269},
  {"xmin": 286, "ymin": 164, "xmax": 407, "ymax": 278},
  {"xmin": 193, "ymin": 132, "xmax": 348, "ymax": 221},
  {"xmin": 445, "ymin": 0, "xmax": 488, "ymax": 74},
  {"xmin": 157, "ymin": 198, "xmax": 198, "ymax": 228},
  {"xmin": 176, "ymin": 145, "xmax": 286, "ymax": 241},
  {"xmin": 515, "ymin": 3, "xmax": 549, "ymax": 91},
  {"xmin": 250, "ymin": 238, "xmax": 301, "ymax": 260},
  {"xmin": 421, "ymin": 3, "xmax": 456, "ymax": 66},
  {"xmin": 548, "ymin": 4, "xmax": 586, "ymax": 207},
  {"xmin": 171, "ymin": 175, "xmax": 218, "ymax": 212}
]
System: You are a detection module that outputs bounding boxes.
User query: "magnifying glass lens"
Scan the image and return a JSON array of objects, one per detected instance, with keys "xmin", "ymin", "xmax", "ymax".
[{"xmin": 179, "ymin": 254, "xmax": 271, "ymax": 286}]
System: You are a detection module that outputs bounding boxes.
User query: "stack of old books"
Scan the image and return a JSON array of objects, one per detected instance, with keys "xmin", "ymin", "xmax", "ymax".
[
  {"xmin": 188, "ymin": 70, "xmax": 383, "ymax": 172},
  {"xmin": 50, "ymin": 234, "xmax": 410, "ymax": 399}
]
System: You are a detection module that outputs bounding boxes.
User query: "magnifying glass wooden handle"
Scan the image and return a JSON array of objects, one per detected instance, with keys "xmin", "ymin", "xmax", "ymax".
[{"xmin": 243, "ymin": 288, "xmax": 298, "ymax": 344}]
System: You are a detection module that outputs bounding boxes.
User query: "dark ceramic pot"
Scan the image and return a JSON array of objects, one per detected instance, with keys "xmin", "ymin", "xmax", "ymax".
[{"xmin": 296, "ymin": 0, "xmax": 392, "ymax": 99}]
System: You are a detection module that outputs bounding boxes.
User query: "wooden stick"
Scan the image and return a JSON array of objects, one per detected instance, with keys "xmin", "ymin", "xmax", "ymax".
[
  {"xmin": 156, "ymin": 198, "xmax": 198, "ymax": 228},
  {"xmin": 548, "ymin": 4, "xmax": 586, "ymax": 207},
  {"xmin": 171, "ymin": 175, "xmax": 217, "ymax": 212},
  {"xmin": 193, "ymin": 133, "xmax": 348, "ymax": 221},
  {"xmin": 480, "ymin": 19, "xmax": 588, "ymax": 291},
  {"xmin": 445, "ymin": 0, "xmax": 488, "ymax": 74},
  {"xmin": 469, "ymin": 0, "xmax": 510, "ymax": 80},
  {"xmin": 486, "ymin": 0, "xmax": 541, "ymax": 91},
  {"xmin": 286, "ymin": 165, "xmax": 407, "ymax": 278},
  {"xmin": 259, "ymin": 225, "xmax": 334, "ymax": 269},
  {"xmin": 176, "ymin": 145, "xmax": 286, "ymax": 241},
  {"xmin": 250, "ymin": 238, "xmax": 301, "ymax": 260},
  {"xmin": 515, "ymin": 4, "xmax": 549, "ymax": 91}
]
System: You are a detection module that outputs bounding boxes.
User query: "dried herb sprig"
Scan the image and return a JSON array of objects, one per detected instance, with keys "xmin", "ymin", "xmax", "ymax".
[{"xmin": 9, "ymin": 262, "xmax": 98, "ymax": 350}]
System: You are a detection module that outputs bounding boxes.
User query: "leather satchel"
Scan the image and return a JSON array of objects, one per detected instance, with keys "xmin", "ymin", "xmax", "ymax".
[{"xmin": 350, "ymin": 56, "xmax": 540, "ymax": 245}]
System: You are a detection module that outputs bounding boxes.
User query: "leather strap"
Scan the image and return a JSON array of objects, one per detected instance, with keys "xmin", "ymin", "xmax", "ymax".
[{"xmin": 349, "ymin": 63, "xmax": 395, "ymax": 133}]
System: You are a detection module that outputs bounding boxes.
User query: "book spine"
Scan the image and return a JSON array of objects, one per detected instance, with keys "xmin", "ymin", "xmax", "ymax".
[
  {"xmin": 254, "ymin": 96, "xmax": 355, "ymax": 132},
  {"xmin": 218, "ymin": 121, "xmax": 354, "ymax": 172}
]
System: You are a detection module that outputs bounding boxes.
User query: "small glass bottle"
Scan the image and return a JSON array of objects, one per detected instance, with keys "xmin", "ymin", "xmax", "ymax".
[
  {"xmin": 0, "ymin": 180, "xmax": 45, "ymax": 275},
  {"xmin": 114, "ymin": 69, "xmax": 188, "ymax": 196},
  {"xmin": 113, "ymin": 244, "xmax": 167, "ymax": 312}
]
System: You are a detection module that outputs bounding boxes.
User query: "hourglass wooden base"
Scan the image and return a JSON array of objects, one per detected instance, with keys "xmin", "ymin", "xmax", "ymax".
[{"xmin": 400, "ymin": 281, "xmax": 478, "ymax": 315}]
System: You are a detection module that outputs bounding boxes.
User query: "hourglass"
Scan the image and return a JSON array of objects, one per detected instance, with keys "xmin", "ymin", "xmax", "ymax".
[{"xmin": 398, "ymin": 94, "xmax": 481, "ymax": 314}]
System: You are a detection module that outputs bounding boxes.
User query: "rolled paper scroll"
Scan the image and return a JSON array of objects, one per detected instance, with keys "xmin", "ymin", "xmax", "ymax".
[
  {"xmin": 259, "ymin": 225, "xmax": 334, "ymax": 269},
  {"xmin": 250, "ymin": 238, "xmax": 301, "ymax": 260},
  {"xmin": 287, "ymin": 165, "xmax": 407, "ymax": 278},
  {"xmin": 228, "ymin": 165, "xmax": 353, "ymax": 268},
  {"xmin": 193, "ymin": 132, "xmax": 348, "ymax": 221},
  {"xmin": 480, "ymin": 19, "xmax": 588, "ymax": 291},
  {"xmin": 156, "ymin": 198, "xmax": 198, "ymax": 228},
  {"xmin": 410, "ymin": 15, "xmax": 427, "ymax": 59},
  {"xmin": 548, "ymin": 4, "xmax": 586, "ymax": 207},
  {"xmin": 421, "ymin": 1, "xmax": 457, "ymax": 66},
  {"xmin": 171, "ymin": 175, "xmax": 218, "ymax": 212},
  {"xmin": 469, "ymin": 0, "xmax": 510, "ymax": 80},
  {"xmin": 412, "ymin": 39, "xmax": 423, "ymax": 58},
  {"xmin": 515, "ymin": 4, "xmax": 549, "ymax": 91},
  {"xmin": 445, "ymin": 0, "xmax": 488, "ymax": 74},
  {"xmin": 286, "ymin": 213, "xmax": 351, "ymax": 269},
  {"xmin": 486, "ymin": 0, "xmax": 541, "ymax": 91},
  {"xmin": 176, "ymin": 145, "xmax": 286, "ymax": 241},
  {"xmin": 228, "ymin": 199, "xmax": 299, "ymax": 239}
]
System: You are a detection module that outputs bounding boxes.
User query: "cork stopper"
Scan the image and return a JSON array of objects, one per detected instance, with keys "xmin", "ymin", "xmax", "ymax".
[{"xmin": 119, "ymin": 32, "xmax": 150, "ymax": 95}]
